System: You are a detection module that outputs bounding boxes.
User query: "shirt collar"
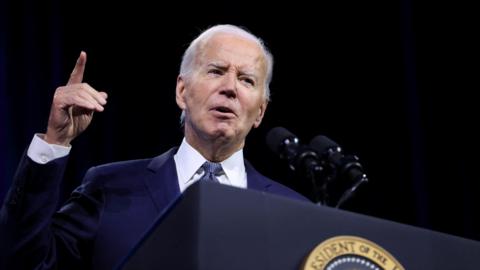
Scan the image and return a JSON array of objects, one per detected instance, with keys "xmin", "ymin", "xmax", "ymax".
[
  {"xmin": 220, "ymin": 146, "xmax": 245, "ymax": 186},
  {"xmin": 174, "ymin": 138, "xmax": 245, "ymax": 187}
]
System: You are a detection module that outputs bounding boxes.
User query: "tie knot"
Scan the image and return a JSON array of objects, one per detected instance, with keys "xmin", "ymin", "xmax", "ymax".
[
  {"xmin": 201, "ymin": 161, "xmax": 223, "ymax": 176},
  {"xmin": 199, "ymin": 161, "xmax": 224, "ymax": 183}
]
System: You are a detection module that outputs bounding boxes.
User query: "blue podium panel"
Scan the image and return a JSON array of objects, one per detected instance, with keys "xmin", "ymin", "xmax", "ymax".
[{"xmin": 119, "ymin": 181, "xmax": 480, "ymax": 270}]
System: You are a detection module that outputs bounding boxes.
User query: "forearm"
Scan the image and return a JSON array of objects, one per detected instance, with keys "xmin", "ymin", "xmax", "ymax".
[
  {"xmin": 0, "ymin": 51, "xmax": 107, "ymax": 269},
  {"xmin": 1, "ymin": 151, "xmax": 69, "ymax": 269}
]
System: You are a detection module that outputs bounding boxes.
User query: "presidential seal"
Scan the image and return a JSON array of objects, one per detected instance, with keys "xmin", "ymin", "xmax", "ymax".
[{"xmin": 302, "ymin": 236, "xmax": 404, "ymax": 270}]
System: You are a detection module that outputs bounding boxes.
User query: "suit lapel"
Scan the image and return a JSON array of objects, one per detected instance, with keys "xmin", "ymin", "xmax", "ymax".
[
  {"xmin": 245, "ymin": 160, "xmax": 272, "ymax": 192},
  {"xmin": 144, "ymin": 149, "xmax": 273, "ymax": 211},
  {"xmin": 144, "ymin": 148, "xmax": 181, "ymax": 213}
]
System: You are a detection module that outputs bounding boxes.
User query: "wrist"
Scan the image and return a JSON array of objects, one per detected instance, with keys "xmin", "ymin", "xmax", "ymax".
[{"xmin": 44, "ymin": 131, "xmax": 72, "ymax": 146}]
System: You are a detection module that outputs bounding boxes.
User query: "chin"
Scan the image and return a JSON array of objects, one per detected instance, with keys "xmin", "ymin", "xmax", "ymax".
[
  {"xmin": 211, "ymin": 128, "xmax": 233, "ymax": 139},
  {"xmin": 209, "ymin": 124, "xmax": 236, "ymax": 139}
]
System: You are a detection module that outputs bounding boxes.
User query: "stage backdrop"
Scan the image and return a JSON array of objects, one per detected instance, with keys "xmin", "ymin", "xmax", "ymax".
[{"xmin": 1, "ymin": 0, "xmax": 479, "ymax": 241}]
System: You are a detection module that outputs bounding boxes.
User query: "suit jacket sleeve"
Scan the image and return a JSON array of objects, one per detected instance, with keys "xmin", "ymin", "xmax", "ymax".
[{"xmin": 0, "ymin": 151, "xmax": 103, "ymax": 270}]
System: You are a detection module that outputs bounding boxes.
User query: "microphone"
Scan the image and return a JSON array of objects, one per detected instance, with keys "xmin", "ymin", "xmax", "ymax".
[
  {"xmin": 266, "ymin": 127, "xmax": 326, "ymax": 203},
  {"xmin": 309, "ymin": 135, "xmax": 368, "ymax": 207},
  {"xmin": 266, "ymin": 127, "xmax": 323, "ymax": 177}
]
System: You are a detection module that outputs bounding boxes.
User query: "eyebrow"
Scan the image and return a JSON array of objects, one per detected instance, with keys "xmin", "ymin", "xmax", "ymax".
[
  {"xmin": 207, "ymin": 62, "xmax": 258, "ymax": 80},
  {"xmin": 207, "ymin": 62, "xmax": 228, "ymax": 70}
]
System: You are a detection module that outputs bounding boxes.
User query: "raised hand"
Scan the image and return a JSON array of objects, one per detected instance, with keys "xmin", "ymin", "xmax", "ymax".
[{"xmin": 44, "ymin": 51, "xmax": 108, "ymax": 146}]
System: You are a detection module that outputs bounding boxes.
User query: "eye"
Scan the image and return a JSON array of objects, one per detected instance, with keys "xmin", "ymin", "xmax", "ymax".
[
  {"xmin": 241, "ymin": 77, "xmax": 255, "ymax": 87},
  {"xmin": 208, "ymin": 68, "xmax": 223, "ymax": 75}
]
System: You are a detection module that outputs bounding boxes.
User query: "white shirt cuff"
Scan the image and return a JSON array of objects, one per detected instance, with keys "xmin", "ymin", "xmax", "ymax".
[{"xmin": 27, "ymin": 133, "xmax": 71, "ymax": 164}]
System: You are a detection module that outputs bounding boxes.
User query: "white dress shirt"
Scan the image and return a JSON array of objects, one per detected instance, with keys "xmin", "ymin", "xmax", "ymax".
[
  {"xmin": 27, "ymin": 134, "xmax": 71, "ymax": 164},
  {"xmin": 27, "ymin": 135, "xmax": 247, "ymax": 192},
  {"xmin": 174, "ymin": 138, "xmax": 247, "ymax": 192}
]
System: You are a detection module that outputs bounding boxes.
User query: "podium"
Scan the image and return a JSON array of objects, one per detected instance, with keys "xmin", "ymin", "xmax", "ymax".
[{"xmin": 118, "ymin": 181, "xmax": 480, "ymax": 270}]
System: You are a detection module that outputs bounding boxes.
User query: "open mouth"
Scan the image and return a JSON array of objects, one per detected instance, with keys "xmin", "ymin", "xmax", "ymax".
[
  {"xmin": 211, "ymin": 106, "xmax": 236, "ymax": 117},
  {"xmin": 215, "ymin": 106, "xmax": 233, "ymax": 113}
]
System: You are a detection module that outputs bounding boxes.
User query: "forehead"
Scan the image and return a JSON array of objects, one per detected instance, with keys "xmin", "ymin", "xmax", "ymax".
[{"xmin": 198, "ymin": 33, "xmax": 267, "ymax": 74}]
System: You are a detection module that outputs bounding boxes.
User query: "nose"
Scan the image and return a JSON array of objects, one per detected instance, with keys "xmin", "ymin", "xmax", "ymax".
[{"xmin": 219, "ymin": 72, "xmax": 237, "ymax": 99}]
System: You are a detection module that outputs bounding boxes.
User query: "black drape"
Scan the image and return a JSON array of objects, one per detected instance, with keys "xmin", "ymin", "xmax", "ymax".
[{"xmin": 1, "ymin": 0, "xmax": 479, "ymax": 242}]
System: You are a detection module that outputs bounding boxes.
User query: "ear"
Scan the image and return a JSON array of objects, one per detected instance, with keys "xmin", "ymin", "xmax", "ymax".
[
  {"xmin": 253, "ymin": 100, "xmax": 268, "ymax": 128},
  {"xmin": 176, "ymin": 75, "xmax": 187, "ymax": 110}
]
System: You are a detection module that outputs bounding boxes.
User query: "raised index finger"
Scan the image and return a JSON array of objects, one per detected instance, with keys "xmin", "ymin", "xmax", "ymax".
[{"xmin": 67, "ymin": 51, "xmax": 87, "ymax": 85}]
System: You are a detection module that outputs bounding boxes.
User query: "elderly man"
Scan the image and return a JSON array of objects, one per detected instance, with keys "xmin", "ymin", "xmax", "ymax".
[{"xmin": 0, "ymin": 24, "xmax": 309, "ymax": 270}]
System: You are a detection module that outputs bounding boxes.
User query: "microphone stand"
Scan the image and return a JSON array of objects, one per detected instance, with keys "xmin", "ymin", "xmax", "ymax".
[
  {"xmin": 336, "ymin": 174, "xmax": 368, "ymax": 208},
  {"xmin": 300, "ymin": 151, "xmax": 326, "ymax": 204},
  {"xmin": 290, "ymin": 148, "xmax": 327, "ymax": 204}
]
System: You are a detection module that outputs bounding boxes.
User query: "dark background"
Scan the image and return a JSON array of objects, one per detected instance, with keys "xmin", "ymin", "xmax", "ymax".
[{"xmin": 1, "ymin": 0, "xmax": 479, "ymax": 241}]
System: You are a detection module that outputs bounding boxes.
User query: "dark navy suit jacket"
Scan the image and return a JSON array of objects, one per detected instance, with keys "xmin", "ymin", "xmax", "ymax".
[{"xmin": 0, "ymin": 148, "xmax": 309, "ymax": 270}]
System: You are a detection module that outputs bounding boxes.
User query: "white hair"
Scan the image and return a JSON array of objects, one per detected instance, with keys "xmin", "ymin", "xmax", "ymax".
[
  {"xmin": 179, "ymin": 24, "xmax": 274, "ymax": 127},
  {"xmin": 180, "ymin": 24, "xmax": 273, "ymax": 101}
]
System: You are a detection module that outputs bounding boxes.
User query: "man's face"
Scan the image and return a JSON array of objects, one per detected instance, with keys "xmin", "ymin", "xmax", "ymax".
[{"xmin": 176, "ymin": 33, "xmax": 268, "ymax": 148}]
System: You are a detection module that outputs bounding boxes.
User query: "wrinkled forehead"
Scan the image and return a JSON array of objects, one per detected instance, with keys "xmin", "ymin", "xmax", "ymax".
[{"xmin": 196, "ymin": 33, "xmax": 268, "ymax": 76}]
